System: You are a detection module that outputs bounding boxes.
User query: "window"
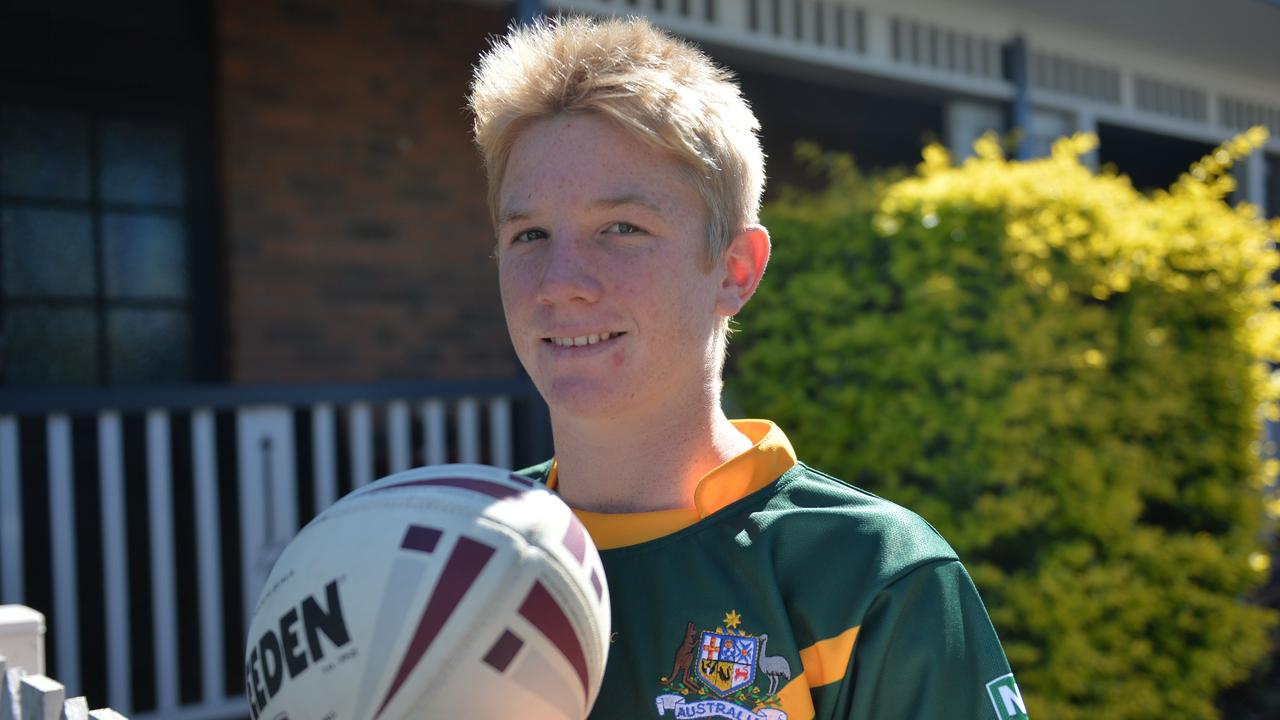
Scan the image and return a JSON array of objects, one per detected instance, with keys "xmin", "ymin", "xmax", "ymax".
[
  {"xmin": 0, "ymin": 0, "xmax": 219, "ymax": 386},
  {"xmin": 2, "ymin": 107, "xmax": 195, "ymax": 384}
]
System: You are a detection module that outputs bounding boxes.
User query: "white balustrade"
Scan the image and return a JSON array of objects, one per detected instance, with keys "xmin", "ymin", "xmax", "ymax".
[
  {"xmin": 0, "ymin": 384, "xmax": 535, "ymax": 720},
  {"xmin": 1, "ymin": 608, "xmax": 125, "ymax": 720}
]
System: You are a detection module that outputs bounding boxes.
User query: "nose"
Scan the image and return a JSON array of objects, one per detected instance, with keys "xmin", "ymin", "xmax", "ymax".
[{"xmin": 536, "ymin": 236, "xmax": 603, "ymax": 305}]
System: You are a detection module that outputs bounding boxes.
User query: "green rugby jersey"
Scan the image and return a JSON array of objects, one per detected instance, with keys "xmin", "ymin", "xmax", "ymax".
[{"xmin": 518, "ymin": 420, "xmax": 1027, "ymax": 720}]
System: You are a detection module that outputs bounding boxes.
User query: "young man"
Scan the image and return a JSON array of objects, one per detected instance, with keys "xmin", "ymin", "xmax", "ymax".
[{"xmin": 468, "ymin": 15, "xmax": 1027, "ymax": 720}]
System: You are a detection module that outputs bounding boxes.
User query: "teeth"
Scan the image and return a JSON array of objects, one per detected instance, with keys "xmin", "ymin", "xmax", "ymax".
[{"xmin": 550, "ymin": 332, "xmax": 618, "ymax": 347}]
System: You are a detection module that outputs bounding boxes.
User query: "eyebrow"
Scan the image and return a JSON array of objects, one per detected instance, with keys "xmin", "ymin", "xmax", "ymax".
[
  {"xmin": 497, "ymin": 194, "xmax": 665, "ymax": 227},
  {"xmin": 497, "ymin": 206, "xmax": 533, "ymax": 227},
  {"xmin": 592, "ymin": 194, "xmax": 664, "ymax": 214}
]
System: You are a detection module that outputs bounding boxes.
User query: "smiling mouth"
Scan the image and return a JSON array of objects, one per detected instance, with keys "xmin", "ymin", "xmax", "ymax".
[{"xmin": 543, "ymin": 332, "xmax": 626, "ymax": 348}]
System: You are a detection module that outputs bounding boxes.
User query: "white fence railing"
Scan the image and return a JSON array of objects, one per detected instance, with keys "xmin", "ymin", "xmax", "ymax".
[
  {"xmin": 2, "ymin": 661, "xmax": 127, "ymax": 720},
  {"xmin": 0, "ymin": 379, "xmax": 549, "ymax": 720},
  {"xmin": 1, "ymin": 605, "xmax": 127, "ymax": 720}
]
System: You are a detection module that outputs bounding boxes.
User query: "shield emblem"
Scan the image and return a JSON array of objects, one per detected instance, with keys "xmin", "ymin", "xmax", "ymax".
[{"xmin": 696, "ymin": 631, "xmax": 758, "ymax": 696}]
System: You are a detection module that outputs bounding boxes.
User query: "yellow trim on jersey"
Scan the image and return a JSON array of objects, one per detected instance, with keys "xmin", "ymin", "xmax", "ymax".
[
  {"xmin": 571, "ymin": 506, "xmax": 700, "ymax": 551},
  {"xmin": 693, "ymin": 420, "xmax": 798, "ymax": 517},
  {"xmin": 544, "ymin": 419, "xmax": 797, "ymax": 549},
  {"xmin": 776, "ymin": 676, "xmax": 816, "ymax": 720},
  {"xmin": 774, "ymin": 625, "xmax": 862, "ymax": 720},
  {"xmin": 799, "ymin": 625, "xmax": 861, "ymax": 687}
]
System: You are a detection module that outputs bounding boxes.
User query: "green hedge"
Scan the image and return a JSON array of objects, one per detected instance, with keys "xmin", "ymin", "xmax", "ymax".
[{"xmin": 729, "ymin": 132, "xmax": 1280, "ymax": 719}]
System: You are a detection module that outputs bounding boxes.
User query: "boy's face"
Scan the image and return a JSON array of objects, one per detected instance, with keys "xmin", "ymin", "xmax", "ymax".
[{"xmin": 495, "ymin": 113, "xmax": 727, "ymax": 423}]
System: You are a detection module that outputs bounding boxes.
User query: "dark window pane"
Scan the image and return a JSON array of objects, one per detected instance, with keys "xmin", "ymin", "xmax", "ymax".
[
  {"xmin": 100, "ymin": 120, "xmax": 185, "ymax": 207},
  {"xmin": 0, "ymin": 0, "xmax": 189, "ymax": 37},
  {"xmin": 3, "ymin": 306, "xmax": 98, "ymax": 384},
  {"xmin": 0, "ymin": 107, "xmax": 91, "ymax": 200},
  {"xmin": 107, "ymin": 308, "xmax": 190, "ymax": 383},
  {"xmin": 1, "ymin": 206, "xmax": 96, "ymax": 296},
  {"xmin": 103, "ymin": 212, "xmax": 188, "ymax": 299}
]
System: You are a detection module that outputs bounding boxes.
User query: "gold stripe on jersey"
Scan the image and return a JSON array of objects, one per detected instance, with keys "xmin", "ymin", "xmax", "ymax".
[
  {"xmin": 545, "ymin": 419, "xmax": 798, "ymax": 549},
  {"xmin": 800, "ymin": 625, "xmax": 861, "ymax": 686},
  {"xmin": 774, "ymin": 625, "xmax": 862, "ymax": 719},
  {"xmin": 777, "ymin": 673, "xmax": 816, "ymax": 720}
]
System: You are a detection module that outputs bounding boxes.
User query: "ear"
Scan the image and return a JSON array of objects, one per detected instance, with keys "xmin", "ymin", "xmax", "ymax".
[{"xmin": 714, "ymin": 224, "xmax": 771, "ymax": 317}]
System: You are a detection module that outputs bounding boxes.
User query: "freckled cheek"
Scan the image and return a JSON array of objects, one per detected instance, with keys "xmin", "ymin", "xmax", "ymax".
[{"xmin": 498, "ymin": 262, "xmax": 533, "ymax": 300}]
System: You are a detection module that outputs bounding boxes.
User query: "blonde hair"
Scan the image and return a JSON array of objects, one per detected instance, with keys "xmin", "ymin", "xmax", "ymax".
[{"xmin": 467, "ymin": 14, "xmax": 765, "ymax": 268}]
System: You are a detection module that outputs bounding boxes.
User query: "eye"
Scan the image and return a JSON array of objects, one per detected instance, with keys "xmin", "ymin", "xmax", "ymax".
[
  {"xmin": 511, "ymin": 228, "xmax": 548, "ymax": 245},
  {"xmin": 606, "ymin": 222, "xmax": 642, "ymax": 234}
]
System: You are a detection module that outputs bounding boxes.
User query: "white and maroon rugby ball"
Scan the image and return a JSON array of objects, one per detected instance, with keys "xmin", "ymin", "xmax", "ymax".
[{"xmin": 244, "ymin": 464, "xmax": 610, "ymax": 720}]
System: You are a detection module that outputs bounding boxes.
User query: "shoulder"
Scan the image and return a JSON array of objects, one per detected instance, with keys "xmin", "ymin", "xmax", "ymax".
[
  {"xmin": 752, "ymin": 462, "xmax": 959, "ymax": 585},
  {"xmin": 734, "ymin": 463, "xmax": 983, "ymax": 668}
]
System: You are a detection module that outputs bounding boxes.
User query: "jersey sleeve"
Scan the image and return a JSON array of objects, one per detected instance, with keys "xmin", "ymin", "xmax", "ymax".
[{"xmin": 819, "ymin": 558, "xmax": 1026, "ymax": 720}]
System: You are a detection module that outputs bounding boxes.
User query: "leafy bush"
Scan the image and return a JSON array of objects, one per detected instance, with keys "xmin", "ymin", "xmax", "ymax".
[{"xmin": 730, "ymin": 131, "xmax": 1280, "ymax": 719}]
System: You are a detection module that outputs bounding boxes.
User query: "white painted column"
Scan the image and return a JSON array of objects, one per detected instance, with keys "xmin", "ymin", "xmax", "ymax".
[
  {"xmin": 863, "ymin": 7, "xmax": 892, "ymax": 63},
  {"xmin": 1027, "ymin": 107, "xmax": 1073, "ymax": 159},
  {"xmin": 95, "ymin": 413, "xmax": 130, "ymax": 713},
  {"xmin": 191, "ymin": 409, "xmax": 225, "ymax": 705},
  {"xmin": 19, "ymin": 675, "xmax": 63, "ymax": 720},
  {"xmin": 719, "ymin": 0, "xmax": 750, "ymax": 33},
  {"xmin": 2, "ymin": 658, "xmax": 21, "ymax": 720},
  {"xmin": 0, "ymin": 607, "xmax": 44, "ymax": 676},
  {"xmin": 146, "ymin": 411, "xmax": 178, "ymax": 715},
  {"xmin": 347, "ymin": 403, "xmax": 374, "ymax": 487},
  {"xmin": 45, "ymin": 416, "xmax": 78, "ymax": 696},
  {"xmin": 1242, "ymin": 152, "xmax": 1267, "ymax": 213},
  {"xmin": 0, "ymin": 417, "xmax": 22, "ymax": 604},
  {"xmin": 946, "ymin": 99, "xmax": 1004, "ymax": 160},
  {"xmin": 456, "ymin": 398, "xmax": 481, "ymax": 464},
  {"xmin": 236, "ymin": 406, "xmax": 299, "ymax": 624},
  {"xmin": 387, "ymin": 401, "xmax": 411, "ymax": 473},
  {"xmin": 487, "ymin": 398, "xmax": 513, "ymax": 470},
  {"xmin": 421, "ymin": 400, "xmax": 447, "ymax": 466},
  {"xmin": 1075, "ymin": 110, "xmax": 1100, "ymax": 171},
  {"xmin": 310, "ymin": 404, "xmax": 338, "ymax": 512},
  {"xmin": 60, "ymin": 697, "xmax": 88, "ymax": 720}
]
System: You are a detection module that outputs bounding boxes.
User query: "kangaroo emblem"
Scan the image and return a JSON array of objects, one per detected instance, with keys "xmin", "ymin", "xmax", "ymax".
[
  {"xmin": 653, "ymin": 612, "xmax": 790, "ymax": 720},
  {"xmin": 659, "ymin": 621, "xmax": 698, "ymax": 687}
]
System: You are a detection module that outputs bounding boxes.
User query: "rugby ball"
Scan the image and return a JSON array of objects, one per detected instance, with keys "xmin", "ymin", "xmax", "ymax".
[{"xmin": 244, "ymin": 464, "xmax": 610, "ymax": 720}]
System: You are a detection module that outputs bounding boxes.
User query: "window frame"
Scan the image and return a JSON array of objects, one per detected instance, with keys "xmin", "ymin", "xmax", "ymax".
[{"xmin": 0, "ymin": 1, "xmax": 223, "ymax": 385}]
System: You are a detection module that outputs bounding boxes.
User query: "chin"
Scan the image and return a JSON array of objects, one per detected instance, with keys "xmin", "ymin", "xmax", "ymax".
[{"xmin": 540, "ymin": 377, "xmax": 635, "ymax": 422}]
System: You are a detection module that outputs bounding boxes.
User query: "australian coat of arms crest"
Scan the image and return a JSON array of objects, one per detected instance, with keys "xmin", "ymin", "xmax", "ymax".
[{"xmin": 654, "ymin": 610, "xmax": 791, "ymax": 720}]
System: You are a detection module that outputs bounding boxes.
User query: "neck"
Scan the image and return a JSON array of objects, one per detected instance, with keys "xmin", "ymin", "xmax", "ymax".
[{"xmin": 549, "ymin": 395, "xmax": 752, "ymax": 513}]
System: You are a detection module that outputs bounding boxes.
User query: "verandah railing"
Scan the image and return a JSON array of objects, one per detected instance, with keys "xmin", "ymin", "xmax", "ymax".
[
  {"xmin": 2, "ymin": 605, "xmax": 127, "ymax": 720},
  {"xmin": 0, "ymin": 379, "xmax": 550, "ymax": 720}
]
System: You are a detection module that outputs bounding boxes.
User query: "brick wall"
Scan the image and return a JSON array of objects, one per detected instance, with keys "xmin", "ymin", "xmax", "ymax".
[{"xmin": 218, "ymin": 0, "xmax": 515, "ymax": 382}]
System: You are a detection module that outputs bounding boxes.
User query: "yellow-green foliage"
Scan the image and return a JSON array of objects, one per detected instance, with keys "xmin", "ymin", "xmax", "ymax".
[{"xmin": 731, "ymin": 130, "xmax": 1280, "ymax": 719}]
